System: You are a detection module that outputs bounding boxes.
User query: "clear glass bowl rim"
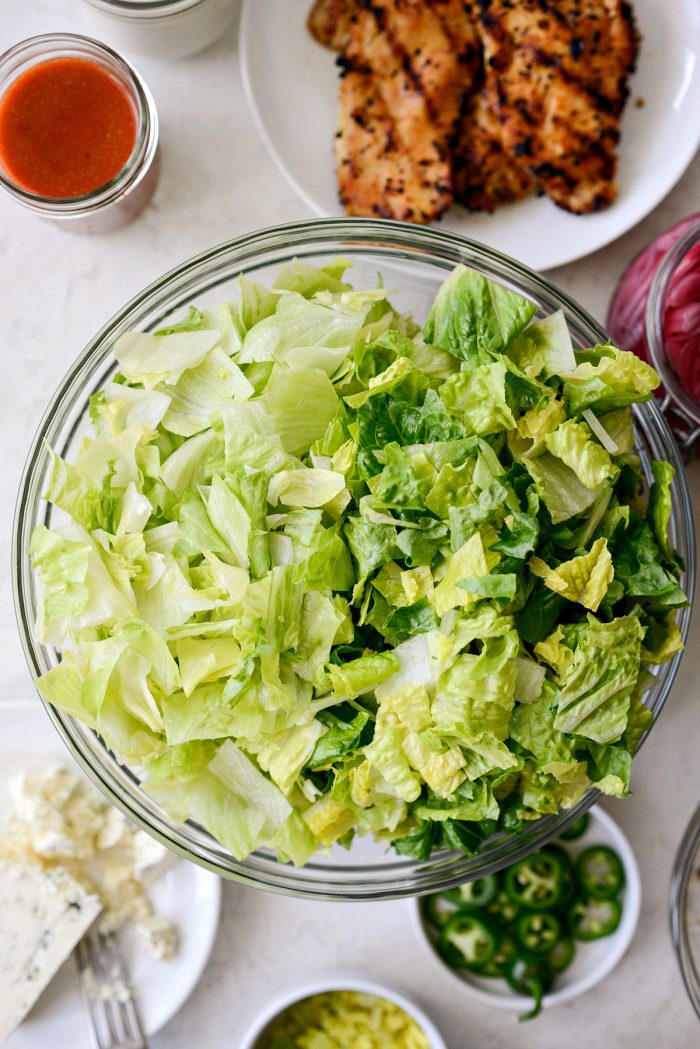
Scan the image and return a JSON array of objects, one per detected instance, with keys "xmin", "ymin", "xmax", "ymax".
[{"xmin": 12, "ymin": 216, "xmax": 696, "ymax": 901}]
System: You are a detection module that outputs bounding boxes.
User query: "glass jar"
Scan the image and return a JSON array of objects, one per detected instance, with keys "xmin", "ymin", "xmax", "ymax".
[
  {"xmin": 670, "ymin": 801, "xmax": 700, "ymax": 1019},
  {"xmin": 646, "ymin": 220, "xmax": 700, "ymax": 451},
  {"xmin": 608, "ymin": 216, "xmax": 700, "ymax": 453},
  {"xmin": 12, "ymin": 218, "xmax": 695, "ymax": 900},
  {"xmin": 0, "ymin": 34, "xmax": 159, "ymax": 234},
  {"xmin": 79, "ymin": 0, "xmax": 235, "ymax": 60}
]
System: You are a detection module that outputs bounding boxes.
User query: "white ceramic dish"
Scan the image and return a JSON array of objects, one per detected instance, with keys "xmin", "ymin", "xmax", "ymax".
[
  {"xmin": 79, "ymin": 0, "xmax": 235, "ymax": 60},
  {"xmin": 410, "ymin": 805, "xmax": 641, "ymax": 1013},
  {"xmin": 0, "ymin": 700, "xmax": 222, "ymax": 1049},
  {"xmin": 240, "ymin": 0, "xmax": 700, "ymax": 271},
  {"xmin": 240, "ymin": 976, "xmax": 448, "ymax": 1049}
]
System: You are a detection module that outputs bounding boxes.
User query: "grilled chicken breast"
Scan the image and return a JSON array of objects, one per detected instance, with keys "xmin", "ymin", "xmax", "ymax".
[
  {"xmin": 333, "ymin": 0, "xmax": 481, "ymax": 222},
  {"xmin": 336, "ymin": 69, "xmax": 451, "ymax": 221},
  {"xmin": 453, "ymin": 85, "xmax": 536, "ymax": 212},
  {"xmin": 309, "ymin": 0, "xmax": 637, "ymax": 219},
  {"xmin": 307, "ymin": 0, "xmax": 356, "ymax": 51},
  {"xmin": 361, "ymin": 0, "xmax": 476, "ymax": 144},
  {"xmin": 476, "ymin": 0, "xmax": 639, "ymax": 213},
  {"xmin": 336, "ymin": 6, "xmax": 453, "ymax": 222}
]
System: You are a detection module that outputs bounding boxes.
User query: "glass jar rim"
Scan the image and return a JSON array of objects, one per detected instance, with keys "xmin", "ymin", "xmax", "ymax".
[
  {"xmin": 670, "ymin": 800, "xmax": 700, "ymax": 1018},
  {"xmin": 0, "ymin": 33, "xmax": 158, "ymax": 214},
  {"xmin": 82, "ymin": 0, "xmax": 210, "ymax": 16},
  {"xmin": 11, "ymin": 217, "xmax": 695, "ymax": 899},
  {"xmin": 646, "ymin": 217, "xmax": 700, "ymax": 430}
]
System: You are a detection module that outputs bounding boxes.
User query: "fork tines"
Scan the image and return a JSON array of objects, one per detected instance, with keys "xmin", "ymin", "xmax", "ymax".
[{"xmin": 75, "ymin": 929, "xmax": 148, "ymax": 1049}]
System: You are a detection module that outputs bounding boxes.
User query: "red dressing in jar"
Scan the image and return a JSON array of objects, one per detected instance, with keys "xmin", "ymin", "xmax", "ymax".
[{"xmin": 0, "ymin": 56, "xmax": 138, "ymax": 198}]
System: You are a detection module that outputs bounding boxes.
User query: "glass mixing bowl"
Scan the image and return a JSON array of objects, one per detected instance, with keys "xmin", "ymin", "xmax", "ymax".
[{"xmin": 12, "ymin": 218, "xmax": 695, "ymax": 900}]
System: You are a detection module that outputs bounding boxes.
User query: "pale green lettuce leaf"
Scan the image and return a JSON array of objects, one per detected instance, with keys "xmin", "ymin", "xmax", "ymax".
[
  {"xmin": 523, "ymin": 453, "xmax": 603, "ymax": 524},
  {"xmin": 252, "ymin": 720, "xmax": 326, "ymax": 794},
  {"xmin": 377, "ymin": 683, "xmax": 432, "ymax": 733},
  {"xmin": 401, "ymin": 731, "xmax": 466, "ymax": 797},
  {"xmin": 433, "ymin": 654, "xmax": 517, "ymax": 741},
  {"xmin": 206, "ymin": 474, "xmax": 251, "ymax": 569},
  {"xmin": 32, "ymin": 524, "xmax": 136, "ymax": 647},
  {"xmin": 554, "ymin": 614, "xmax": 644, "ymax": 743},
  {"xmin": 562, "ymin": 345, "xmax": 660, "ymax": 414},
  {"xmin": 113, "ymin": 329, "xmax": 221, "ymax": 389},
  {"xmin": 327, "ymin": 651, "xmax": 399, "ymax": 699},
  {"xmin": 433, "ymin": 531, "xmax": 499, "ymax": 616},
  {"xmin": 160, "ymin": 430, "xmax": 220, "ymax": 499},
  {"xmin": 209, "ymin": 739, "xmax": 294, "ymax": 832},
  {"xmin": 159, "ymin": 348, "xmax": 253, "ymax": 437},
  {"xmin": 529, "ymin": 537, "xmax": 614, "ymax": 612},
  {"xmin": 182, "ymin": 770, "xmax": 266, "ymax": 860},
  {"xmin": 239, "ymin": 289, "xmax": 371, "ymax": 368},
  {"xmin": 268, "ymin": 468, "xmax": 346, "ymax": 509},
  {"xmin": 544, "ymin": 419, "xmax": 619, "ymax": 489},
  {"xmin": 175, "ymin": 637, "xmax": 242, "ymax": 696},
  {"xmin": 648, "ymin": 459, "xmax": 676, "ymax": 562},
  {"xmin": 414, "ymin": 780, "xmax": 499, "ymax": 822},
  {"xmin": 363, "ymin": 728, "xmax": 422, "ymax": 802},
  {"xmin": 100, "ymin": 382, "xmax": 171, "ymax": 432},
  {"xmin": 261, "ymin": 367, "xmax": 339, "ymax": 456},
  {"xmin": 439, "ymin": 362, "xmax": 516, "ymax": 436},
  {"xmin": 507, "ymin": 310, "xmax": 576, "ymax": 377}
]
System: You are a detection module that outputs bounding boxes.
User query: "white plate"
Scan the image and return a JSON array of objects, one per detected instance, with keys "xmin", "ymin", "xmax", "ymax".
[
  {"xmin": 410, "ymin": 805, "xmax": 641, "ymax": 1012},
  {"xmin": 0, "ymin": 700, "xmax": 222, "ymax": 1049},
  {"xmin": 240, "ymin": 0, "xmax": 700, "ymax": 271}
]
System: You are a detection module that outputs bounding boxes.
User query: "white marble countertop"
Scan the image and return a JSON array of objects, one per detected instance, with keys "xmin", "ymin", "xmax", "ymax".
[{"xmin": 1, "ymin": 2, "xmax": 699, "ymax": 1046}]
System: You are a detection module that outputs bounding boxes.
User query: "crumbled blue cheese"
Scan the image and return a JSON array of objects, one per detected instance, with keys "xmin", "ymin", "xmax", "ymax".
[
  {"xmin": 0, "ymin": 763, "xmax": 178, "ymax": 962},
  {"xmin": 0, "ymin": 862, "xmax": 102, "ymax": 1043}
]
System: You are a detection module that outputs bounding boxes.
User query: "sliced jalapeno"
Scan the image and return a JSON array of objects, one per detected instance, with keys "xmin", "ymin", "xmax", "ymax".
[
  {"xmin": 438, "ymin": 912, "xmax": 498, "ymax": 971},
  {"xmin": 548, "ymin": 937, "xmax": 575, "ymax": 974},
  {"xmin": 421, "ymin": 893, "xmax": 458, "ymax": 930},
  {"xmin": 504, "ymin": 851, "xmax": 565, "ymax": 911},
  {"xmin": 515, "ymin": 911, "xmax": 564, "ymax": 956},
  {"xmin": 505, "ymin": 956, "xmax": 553, "ymax": 1021},
  {"xmin": 575, "ymin": 846, "xmax": 625, "ymax": 900},
  {"xmin": 486, "ymin": 889, "xmax": 521, "ymax": 926},
  {"xmin": 542, "ymin": 844, "xmax": 575, "ymax": 905},
  {"xmin": 560, "ymin": 813, "xmax": 590, "ymax": 841},
  {"xmin": 481, "ymin": 934, "xmax": 517, "ymax": 978},
  {"xmin": 570, "ymin": 896, "xmax": 622, "ymax": 941},
  {"xmin": 542, "ymin": 843, "xmax": 574, "ymax": 874},
  {"xmin": 444, "ymin": 874, "xmax": 499, "ymax": 909}
]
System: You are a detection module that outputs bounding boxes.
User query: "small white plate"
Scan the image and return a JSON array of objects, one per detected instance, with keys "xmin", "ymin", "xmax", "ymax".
[
  {"xmin": 410, "ymin": 805, "xmax": 641, "ymax": 1013},
  {"xmin": 0, "ymin": 700, "xmax": 222, "ymax": 1049},
  {"xmin": 239, "ymin": 975, "xmax": 448, "ymax": 1049},
  {"xmin": 240, "ymin": 0, "xmax": 700, "ymax": 271}
]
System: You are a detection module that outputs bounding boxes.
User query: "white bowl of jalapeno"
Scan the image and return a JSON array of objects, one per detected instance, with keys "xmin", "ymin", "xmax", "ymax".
[{"xmin": 410, "ymin": 805, "xmax": 641, "ymax": 1019}]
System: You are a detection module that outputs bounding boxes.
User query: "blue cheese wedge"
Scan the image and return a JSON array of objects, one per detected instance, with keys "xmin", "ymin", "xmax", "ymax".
[
  {"xmin": 1, "ymin": 764, "xmax": 178, "ymax": 962},
  {"xmin": 0, "ymin": 862, "xmax": 102, "ymax": 1043}
]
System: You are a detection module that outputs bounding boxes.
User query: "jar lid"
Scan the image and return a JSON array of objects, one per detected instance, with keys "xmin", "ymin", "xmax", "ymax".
[{"xmin": 84, "ymin": 0, "xmax": 207, "ymax": 17}]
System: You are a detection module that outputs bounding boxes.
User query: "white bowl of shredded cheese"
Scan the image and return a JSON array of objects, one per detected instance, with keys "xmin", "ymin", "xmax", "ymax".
[{"xmin": 240, "ymin": 976, "xmax": 448, "ymax": 1049}]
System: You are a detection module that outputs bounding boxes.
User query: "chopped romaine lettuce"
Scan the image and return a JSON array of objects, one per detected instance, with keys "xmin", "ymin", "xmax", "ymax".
[{"xmin": 31, "ymin": 263, "xmax": 686, "ymax": 865}]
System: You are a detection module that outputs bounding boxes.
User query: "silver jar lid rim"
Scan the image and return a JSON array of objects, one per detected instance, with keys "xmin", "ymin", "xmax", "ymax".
[{"xmin": 84, "ymin": 0, "xmax": 208, "ymax": 17}]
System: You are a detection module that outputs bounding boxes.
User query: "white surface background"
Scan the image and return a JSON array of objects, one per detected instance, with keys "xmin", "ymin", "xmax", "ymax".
[{"xmin": 1, "ymin": 3, "xmax": 699, "ymax": 1047}]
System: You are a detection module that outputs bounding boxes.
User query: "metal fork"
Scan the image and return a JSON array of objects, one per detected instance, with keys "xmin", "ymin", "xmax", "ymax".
[{"xmin": 75, "ymin": 929, "xmax": 149, "ymax": 1049}]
